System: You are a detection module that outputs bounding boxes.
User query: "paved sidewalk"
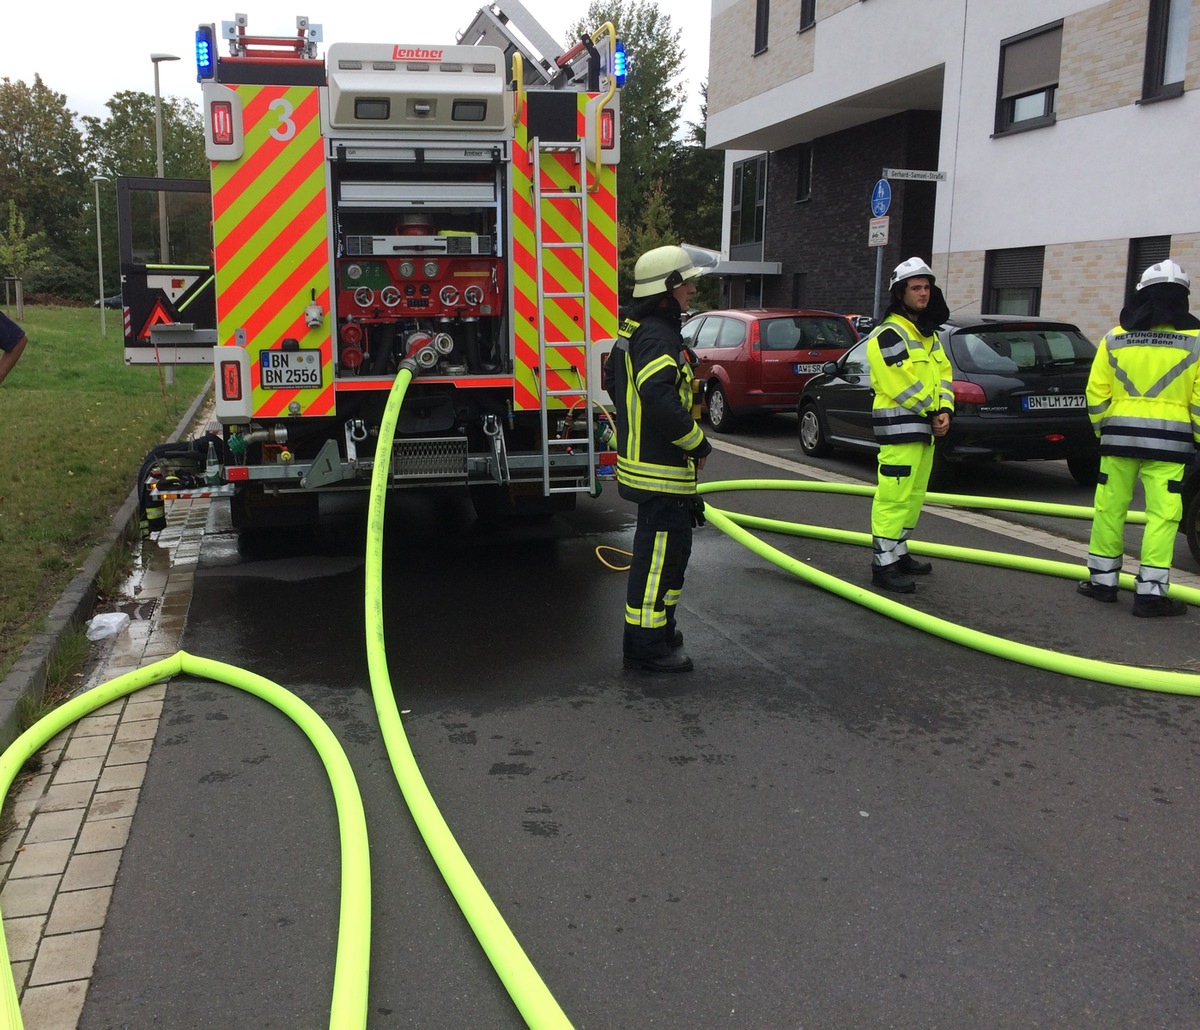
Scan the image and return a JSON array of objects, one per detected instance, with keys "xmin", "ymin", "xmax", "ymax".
[{"xmin": 0, "ymin": 497, "xmax": 210, "ymax": 1029}]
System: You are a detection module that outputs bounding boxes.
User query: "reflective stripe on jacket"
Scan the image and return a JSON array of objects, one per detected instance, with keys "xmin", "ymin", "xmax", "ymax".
[
  {"xmin": 866, "ymin": 313, "xmax": 954, "ymax": 444},
  {"xmin": 606, "ymin": 316, "xmax": 710, "ymax": 501},
  {"xmin": 1086, "ymin": 325, "xmax": 1200, "ymax": 461}
]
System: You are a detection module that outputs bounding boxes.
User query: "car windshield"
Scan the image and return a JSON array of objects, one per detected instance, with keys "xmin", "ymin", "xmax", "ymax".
[
  {"xmin": 761, "ymin": 316, "xmax": 856, "ymax": 352},
  {"xmin": 948, "ymin": 325, "xmax": 1096, "ymax": 374}
]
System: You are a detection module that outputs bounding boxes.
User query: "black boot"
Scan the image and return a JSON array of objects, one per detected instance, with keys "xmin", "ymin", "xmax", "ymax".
[
  {"xmin": 1131, "ymin": 595, "xmax": 1187, "ymax": 618},
  {"xmin": 898, "ymin": 554, "xmax": 932, "ymax": 575},
  {"xmin": 1077, "ymin": 581, "xmax": 1118, "ymax": 603},
  {"xmin": 871, "ymin": 564, "xmax": 915, "ymax": 594},
  {"xmin": 624, "ymin": 651, "xmax": 695, "ymax": 673},
  {"xmin": 667, "ymin": 629, "xmax": 684, "ymax": 650}
]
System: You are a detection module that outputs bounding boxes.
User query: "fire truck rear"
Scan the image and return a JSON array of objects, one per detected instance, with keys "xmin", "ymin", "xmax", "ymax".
[{"xmin": 188, "ymin": 7, "xmax": 621, "ymax": 529}]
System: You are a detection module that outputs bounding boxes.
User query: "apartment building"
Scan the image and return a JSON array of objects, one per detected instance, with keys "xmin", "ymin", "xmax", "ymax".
[{"xmin": 705, "ymin": 0, "xmax": 1200, "ymax": 341}]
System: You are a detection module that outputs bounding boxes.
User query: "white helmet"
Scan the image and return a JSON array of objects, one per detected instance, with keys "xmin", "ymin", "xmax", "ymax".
[
  {"xmin": 889, "ymin": 257, "xmax": 936, "ymax": 290},
  {"xmin": 1137, "ymin": 260, "xmax": 1190, "ymax": 291},
  {"xmin": 632, "ymin": 245, "xmax": 708, "ymax": 298}
]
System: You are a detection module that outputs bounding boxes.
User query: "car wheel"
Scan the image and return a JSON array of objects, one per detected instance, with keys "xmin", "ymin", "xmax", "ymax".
[
  {"xmin": 1184, "ymin": 484, "xmax": 1200, "ymax": 568},
  {"xmin": 1067, "ymin": 452, "xmax": 1101, "ymax": 487},
  {"xmin": 707, "ymin": 384, "xmax": 735, "ymax": 432},
  {"xmin": 798, "ymin": 402, "xmax": 833, "ymax": 457}
]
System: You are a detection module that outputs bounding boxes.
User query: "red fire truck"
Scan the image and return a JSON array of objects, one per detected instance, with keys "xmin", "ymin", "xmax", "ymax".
[{"xmin": 135, "ymin": 5, "xmax": 623, "ymax": 529}]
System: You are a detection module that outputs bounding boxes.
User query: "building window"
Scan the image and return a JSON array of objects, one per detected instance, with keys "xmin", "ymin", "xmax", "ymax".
[
  {"xmin": 731, "ymin": 154, "xmax": 767, "ymax": 247},
  {"xmin": 1143, "ymin": 0, "xmax": 1190, "ymax": 102},
  {"xmin": 791, "ymin": 272, "xmax": 807, "ymax": 308},
  {"xmin": 799, "ymin": 0, "xmax": 816, "ymax": 32},
  {"xmin": 795, "ymin": 143, "xmax": 813, "ymax": 202},
  {"xmin": 995, "ymin": 23, "xmax": 1062, "ymax": 134},
  {"xmin": 754, "ymin": 0, "xmax": 769, "ymax": 54},
  {"xmin": 1126, "ymin": 236, "xmax": 1172, "ymax": 307},
  {"xmin": 984, "ymin": 246, "xmax": 1045, "ymax": 315}
]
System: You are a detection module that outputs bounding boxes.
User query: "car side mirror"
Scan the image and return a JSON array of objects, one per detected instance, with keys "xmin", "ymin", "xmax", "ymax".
[{"xmin": 822, "ymin": 361, "xmax": 838, "ymax": 375}]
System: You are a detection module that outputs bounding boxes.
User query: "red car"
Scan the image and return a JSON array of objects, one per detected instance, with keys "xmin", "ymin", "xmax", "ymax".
[{"xmin": 681, "ymin": 308, "xmax": 858, "ymax": 431}]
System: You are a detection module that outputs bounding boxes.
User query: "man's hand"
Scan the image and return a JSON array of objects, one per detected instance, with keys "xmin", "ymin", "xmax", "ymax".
[
  {"xmin": 931, "ymin": 412, "xmax": 951, "ymax": 438},
  {"xmin": 694, "ymin": 455, "xmax": 707, "ymax": 471}
]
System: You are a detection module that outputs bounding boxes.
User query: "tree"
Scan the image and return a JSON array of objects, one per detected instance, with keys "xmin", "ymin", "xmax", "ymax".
[
  {"xmin": 0, "ymin": 76, "xmax": 89, "ymax": 256},
  {"xmin": 570, "ymin": 0, "xmax": 687, "ymax": 294},
  {"xmin": 620, "ymin": 178, "xmax": 677, "ymax": 294},
  {"xmin": 82, "ymin": 92, "xmax": 209, "ymax": 183},
  {"xmin": 664, "ymin": 83, "xmax": 723, "ymax": 309},
  {"xmin": 0, "ymin": 200, "xmax": 50, "ymax": 279}
]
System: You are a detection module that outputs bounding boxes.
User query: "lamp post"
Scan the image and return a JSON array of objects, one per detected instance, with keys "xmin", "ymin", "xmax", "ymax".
[
  {"xmin": 150, "ymin": 53, "xmax": 180, "ymax": 263},
  {"xmin": 92, "ymin": 175, "xmax": 111, "ymax": 338},
  {"xmin": 151, "ymin": 53, "xmax": 180, "ymax": 384}
]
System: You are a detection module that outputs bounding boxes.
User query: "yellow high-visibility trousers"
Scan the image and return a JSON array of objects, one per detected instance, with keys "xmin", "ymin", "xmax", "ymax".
[{"xmin": 871, "ymin": 438, "xmax": 934, "ymax": 568}]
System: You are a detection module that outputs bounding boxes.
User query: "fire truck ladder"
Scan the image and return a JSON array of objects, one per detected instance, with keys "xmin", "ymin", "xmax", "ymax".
[{"xmin": 531, "ymin": 136, "xmax": 596, "ymax": 498}]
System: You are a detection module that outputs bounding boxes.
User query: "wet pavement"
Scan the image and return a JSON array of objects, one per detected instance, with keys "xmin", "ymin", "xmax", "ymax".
[{"xmin": 8, "ymin": 443, "xmax": 1200, "ymax": 1027}]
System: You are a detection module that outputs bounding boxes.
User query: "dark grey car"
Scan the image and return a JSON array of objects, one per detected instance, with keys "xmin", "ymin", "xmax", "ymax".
[{"xmin": 797, "ymin": 314, "xmax": 1102, "ymax": 485}]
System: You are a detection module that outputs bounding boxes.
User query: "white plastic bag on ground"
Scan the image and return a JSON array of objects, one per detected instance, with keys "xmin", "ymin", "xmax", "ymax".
[{"xmin": 86, "ymin": 612, "xmax": 130, "ymax": 641}]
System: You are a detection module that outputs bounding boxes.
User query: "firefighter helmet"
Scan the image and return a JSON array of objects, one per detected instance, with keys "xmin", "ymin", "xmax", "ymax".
[
  {"xmin": 1137, "ymin": 260, "xmax": 1190, "ymax": 292},
  {"xmin": 889, "ymin": 257, "xmax": 936, "ymax": 290},
  {"xmin": 632, "ymin": 245, "xmax": 706, "ymax": 298}
]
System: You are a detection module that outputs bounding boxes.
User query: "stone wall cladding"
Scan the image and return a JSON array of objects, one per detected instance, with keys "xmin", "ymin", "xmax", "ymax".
[
  {"xmin": 1058, "ymin": 1, "xmax": 1146, "ymax": 120},
  {"xmin": 709, "ymin": 0, "xmax": 815, "ymax": 114},
  {"xmin": 935, "ymin": 235, "xmax": 1200, "ymax": 344}
]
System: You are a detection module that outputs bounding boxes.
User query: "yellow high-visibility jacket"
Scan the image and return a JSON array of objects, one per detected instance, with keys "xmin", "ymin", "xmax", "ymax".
[
  {"xmin": 1086, "ymin": 324, "xmax": 1200, "ymax": 461},
  {"xmin": 866, "ymin": 312, "xmax": 954, "ymax": 444}
]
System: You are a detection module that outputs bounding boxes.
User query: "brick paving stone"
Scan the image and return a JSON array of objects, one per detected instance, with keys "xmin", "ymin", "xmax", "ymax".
[
  {"xmin": 75, "ymin": 817, "xmax": 131, "ymax": 855},
  {"xmin": 45, "ymin": 888, "xmax": 112, "ymax": 935},
  {"xmin": 106, "ymin": 739, "xmax": 153, "ymax": 766},
  {"xmin": 3, "ymin": 914, "xmax": 47, "ymax": 962},
  {"xmin": 84, "ymin": 789, "xmax": 138, "ymax": 821},
  {"xmin": 28, "ymin": 929, "xmax": 102, "ymax": 986},
  {"xmin": 50, "ymin": 757, "xmax": 104, "ymax": 785},
  {"xmin": 9, "ymin": 841, "xmax": 74, "ymax": 880},
  {"xmin": 63, "ymin": 735, "xmax": 111, "ymax": 761},
  {"xmin": 20, "ymin": 979, "xmax": 88, "ymax": 1029},
  {"xmin": 0, "ymin": 876, "xmax": 60, "ymax": 918},
  {"xmin": 37, "ymin": 781, "xmax": 95, "ymax": 814},
  {"xmin": 96, "ymin": 763, "xmax": 146, "ymax": 793},
  {"xmin": 60, "ymin": 851, "xmax": 120, "ymax": 893},
  {"xmin": 23, "ymin": 810, "xmax": 85, "ymax": 846}
]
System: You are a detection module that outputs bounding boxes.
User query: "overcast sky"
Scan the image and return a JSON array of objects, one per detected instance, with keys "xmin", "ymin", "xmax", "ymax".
[{"xmin": 2, "ymin": 0, "xmax": 711, "ymax": 127}]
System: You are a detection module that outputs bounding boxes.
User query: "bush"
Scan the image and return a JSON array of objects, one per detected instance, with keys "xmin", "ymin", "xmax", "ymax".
[{"xmin": 25, "ymin": 261, "xmax": 94, "ymax": 303}]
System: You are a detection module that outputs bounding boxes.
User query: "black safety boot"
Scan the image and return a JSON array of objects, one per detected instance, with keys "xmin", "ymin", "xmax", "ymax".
[
  {"xmin": 871, "ymin": 565, "xmax": 916, "ymax": 594},
  {"xmin": 623, "ymin": 651, "xmax": 694, "ymax": 673},
  {"xmin": 1131, "ymin": 596, "xmax": 1187, "ymax": 618},
  {"xmin": 898, "ymin": 554, "xmax": 933, "ymax": 575},
  {"xmin": 1077, "ymin": 581, "xmax": 1118, "ymax": 603},
  {"xmin": 667, "ymin": 629, "xmax": 684, "ymax": 650}
]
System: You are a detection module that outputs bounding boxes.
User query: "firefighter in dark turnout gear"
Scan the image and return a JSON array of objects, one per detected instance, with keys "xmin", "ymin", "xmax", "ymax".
[
  {"xmin": 1078, "ymin": 260, "xmax": 1200, "ymax": 617},
  {"xmin": 605, "ymin": 245, "xmax": 713, "ymax": 672},
  {"xmin": 866, "ymin": 257, "xmax": 954, "ymax": 593}
]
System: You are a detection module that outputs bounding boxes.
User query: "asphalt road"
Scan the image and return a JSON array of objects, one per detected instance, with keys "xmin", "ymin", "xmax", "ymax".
[{"xmin": 80, "ymin": 438, "xmax": 1200, "ymax": 1028}]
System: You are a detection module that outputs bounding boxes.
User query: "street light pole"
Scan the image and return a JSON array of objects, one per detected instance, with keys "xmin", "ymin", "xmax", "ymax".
[
  {"xmin": 92, "ymin": 175, "xmax": 111, "ymax": 338},
  {"xmin": 151, "ymin": 53, "xmax": 180, "ymax": 385},
  {"xmin": 150, "ymin": 53, "xmax": 180, "ymax": 264}
]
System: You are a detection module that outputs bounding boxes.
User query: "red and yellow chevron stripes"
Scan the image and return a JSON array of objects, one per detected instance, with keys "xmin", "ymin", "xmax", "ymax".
[
  {"xmin": 510, "ymin": 92, "xmax": 619, "ymax": 412},
  {"xmin": 211, "ymin": 84, "xmax": 333, "ymax": 418}
]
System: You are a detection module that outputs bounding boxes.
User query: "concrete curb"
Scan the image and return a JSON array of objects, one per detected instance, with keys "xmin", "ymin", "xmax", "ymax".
[{"xmin": 0, "ymin": 385, "xmax": 213, "ymax": 752}]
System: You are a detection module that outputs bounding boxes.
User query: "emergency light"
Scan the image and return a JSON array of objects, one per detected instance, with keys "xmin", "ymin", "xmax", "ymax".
[
  {"xmin": 196, "ymin": 24, "xmax": 216, "ymax": 81},
  {"xmin": 613, "ymin": 40, "xmax": 626, "ymax": 87}
]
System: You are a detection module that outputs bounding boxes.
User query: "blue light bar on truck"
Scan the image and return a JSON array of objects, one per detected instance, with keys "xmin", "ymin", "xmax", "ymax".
[
  {"xmin": 196, "ymin": 24, "xmax": 216, "ymax": 81},
  {"xmin": 613, "ymin": 39, "xmax": 626, "ymax": 87}
]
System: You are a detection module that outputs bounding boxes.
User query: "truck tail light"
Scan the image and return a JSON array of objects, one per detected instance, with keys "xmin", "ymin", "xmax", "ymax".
[{"xmin": 220, "ymin": 358, "xmax": 243, "ymax": 401}]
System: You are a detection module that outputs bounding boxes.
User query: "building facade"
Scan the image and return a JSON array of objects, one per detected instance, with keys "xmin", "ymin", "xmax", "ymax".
[{"xmin": 706, "ymin": 0, "xmax": 1200, "ymax": 341}]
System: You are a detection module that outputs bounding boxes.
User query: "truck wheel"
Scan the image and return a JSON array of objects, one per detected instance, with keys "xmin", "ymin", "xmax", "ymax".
[
  {"xmin": 706, "ymin": 384, "xmax": 735, "ymax": 432},
  {"xmin": 798, "ymin": 402, "xmax": 833, "ymax": 457}
]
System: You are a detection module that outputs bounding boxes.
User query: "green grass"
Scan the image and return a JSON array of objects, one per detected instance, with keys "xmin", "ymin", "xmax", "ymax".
[{"xmin": 0, "ymin": 305, "xmax": 211, "ymax": 681}]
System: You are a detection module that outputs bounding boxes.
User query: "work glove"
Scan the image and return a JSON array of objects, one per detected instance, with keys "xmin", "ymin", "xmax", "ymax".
[{"xmin": 690, "ymin": 496, "xmax": 706, "ymax": 528}]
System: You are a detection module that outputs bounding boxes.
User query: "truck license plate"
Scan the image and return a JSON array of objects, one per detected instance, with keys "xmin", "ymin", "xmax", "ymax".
[
  {"xmin": 260, "ymin": 350, "xmax": 322, "ymax": 389},
  {"xmin": 1022, "ymin": 394, "xmax": 1085, "ymax": 410}
]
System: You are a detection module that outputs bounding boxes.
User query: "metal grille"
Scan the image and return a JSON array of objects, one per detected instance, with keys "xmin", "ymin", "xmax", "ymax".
[{"xmin": 391, "ymin": 437, "xmax": 468, "ymax": 478}]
